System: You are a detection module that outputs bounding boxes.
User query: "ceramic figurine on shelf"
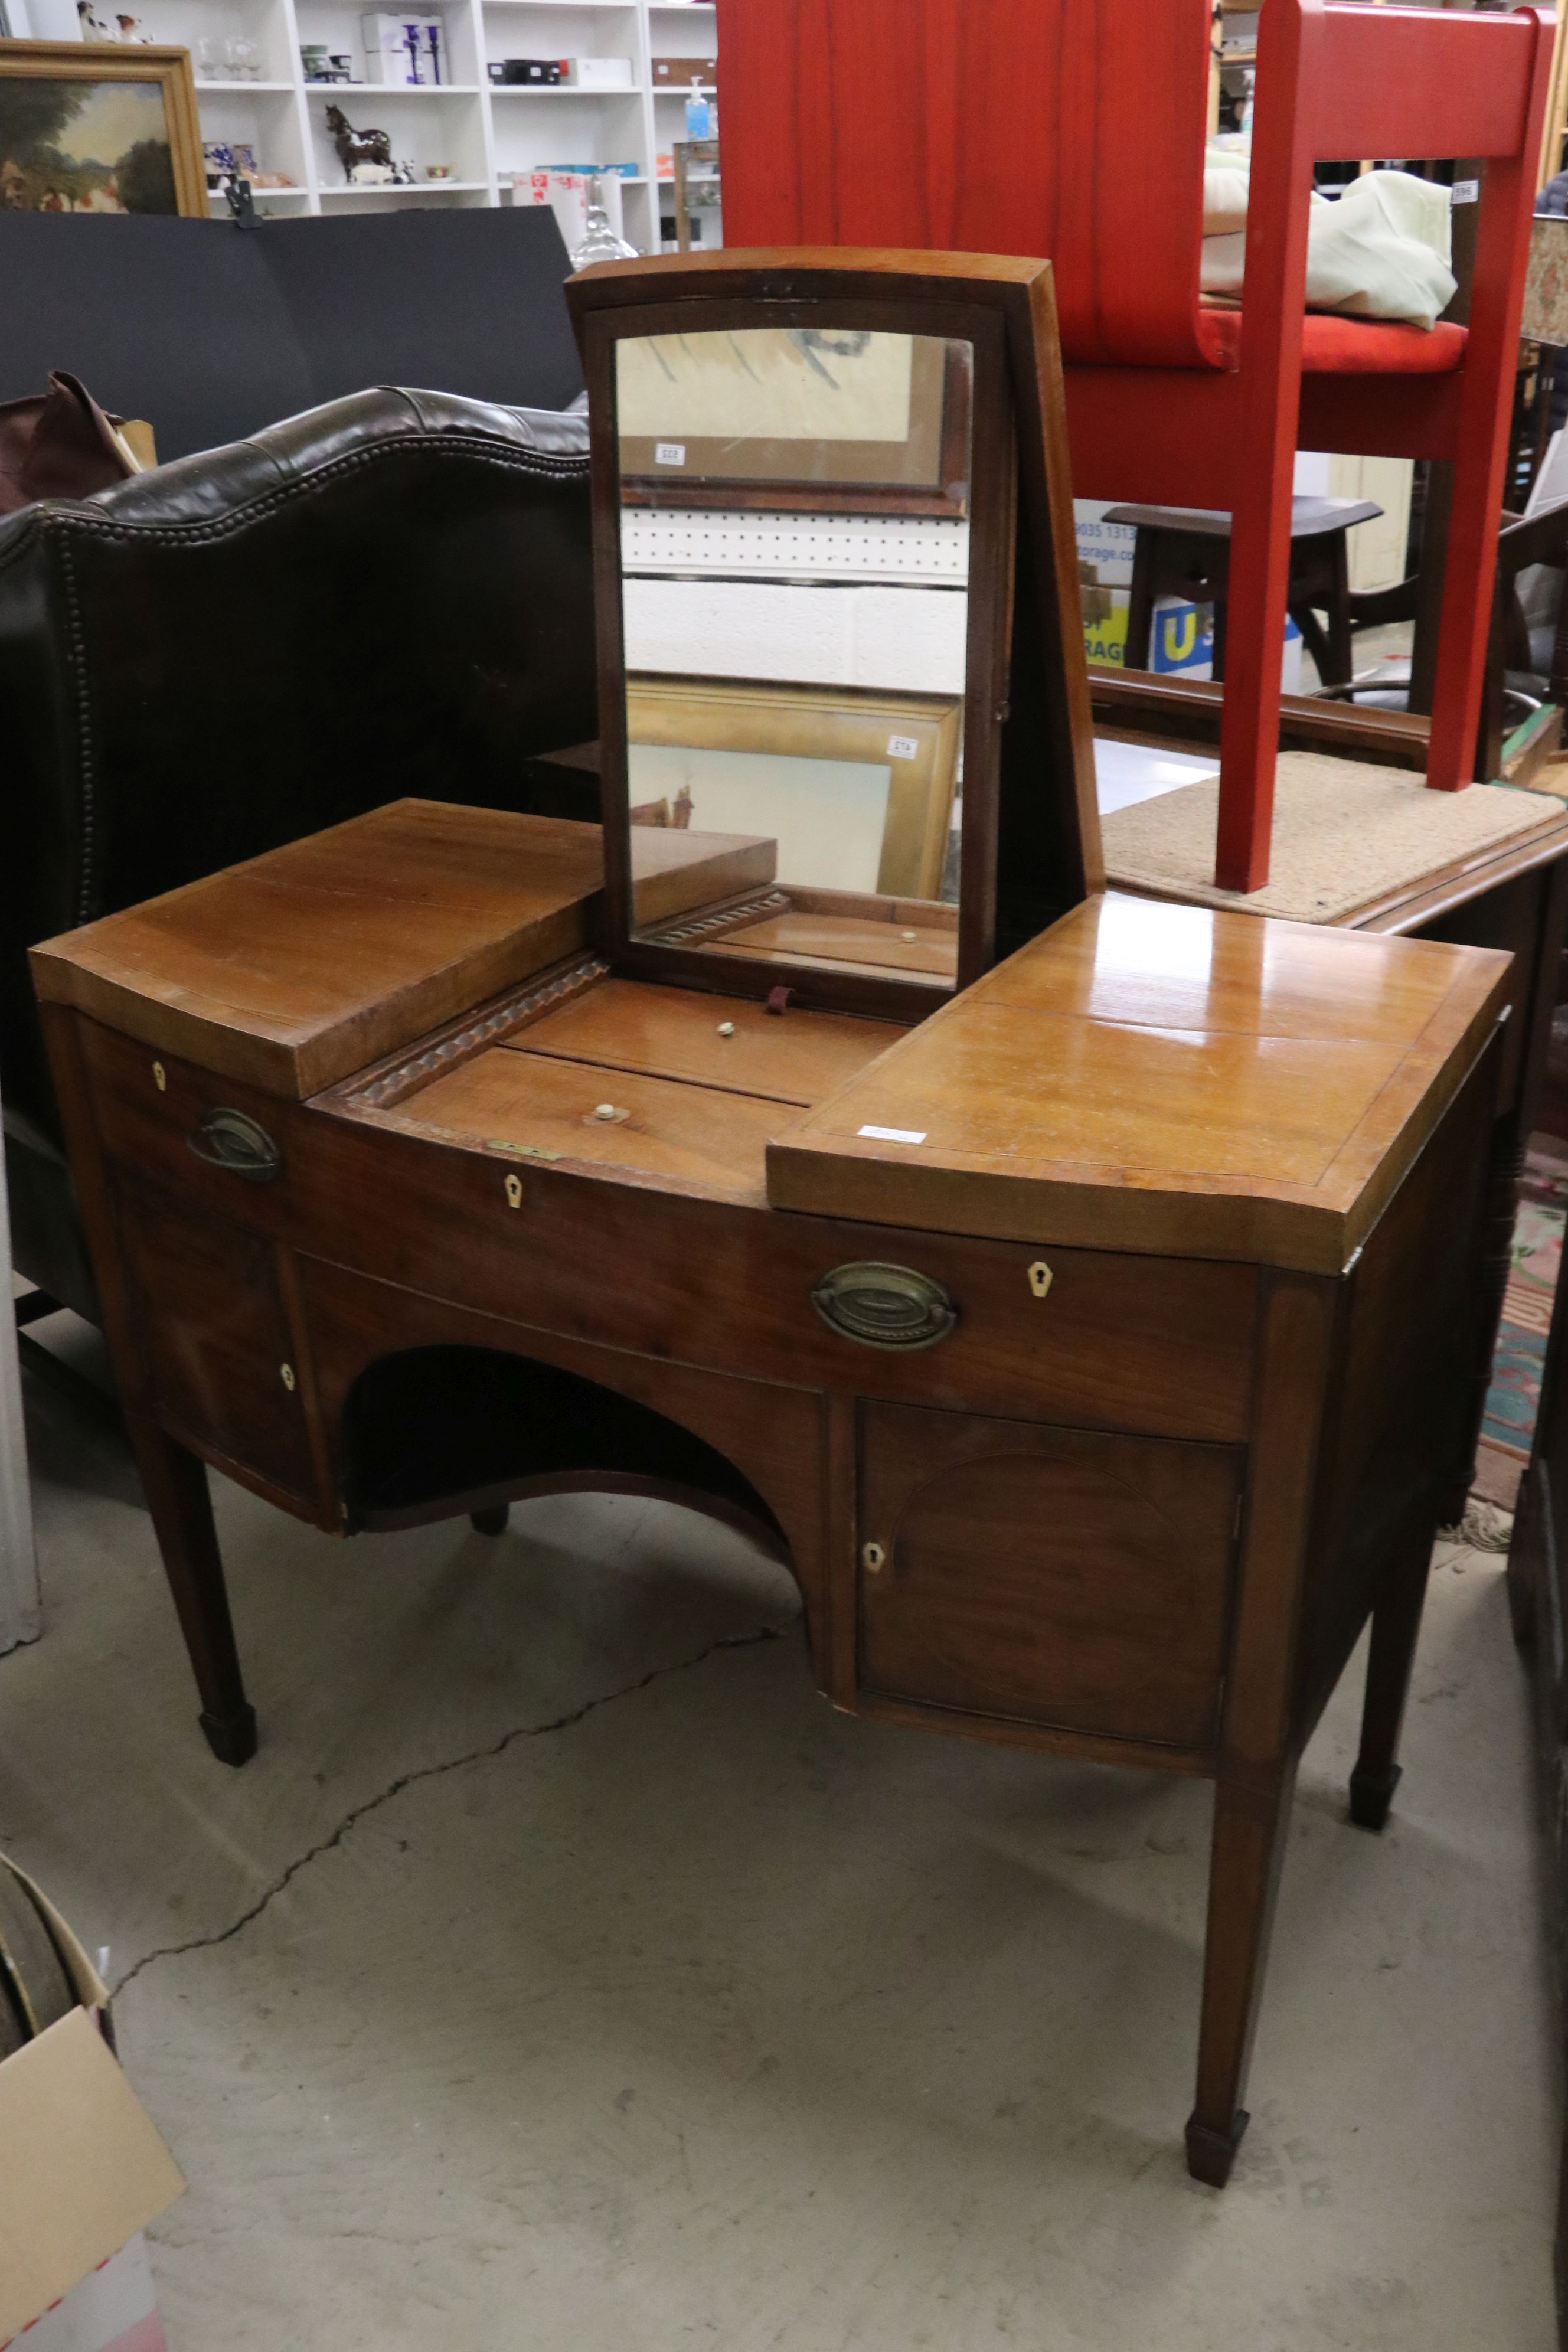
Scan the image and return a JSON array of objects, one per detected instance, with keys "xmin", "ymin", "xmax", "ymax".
[
  {"xmin": 325, "ymin": 106, "xmax": 393, "ymax": 183},
  {"xmin": 115, "ymin": 13, "xmax": 152, "ymax": 40},
  {"xmin": 75, "ymin": 1, "xmax": 113, "ymax": 38}
]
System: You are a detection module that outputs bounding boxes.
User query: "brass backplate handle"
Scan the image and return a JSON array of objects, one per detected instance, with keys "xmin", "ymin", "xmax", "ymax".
[
  {"xmin": 811, "ymin": 1262, "xmax": 957, "ymax": 1350},
  {"xmin": 187, "ymin": 1106, "xmax": 283, "ymax": 1185}
]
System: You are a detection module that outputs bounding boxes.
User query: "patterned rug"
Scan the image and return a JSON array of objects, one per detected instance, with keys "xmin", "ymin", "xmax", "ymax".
[{"xmin": 1475, "ymin": 1144, "xmax": 1568, "ymax": 1506}]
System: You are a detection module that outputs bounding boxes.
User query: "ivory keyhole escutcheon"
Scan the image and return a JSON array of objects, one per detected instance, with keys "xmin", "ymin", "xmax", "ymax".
[
  {"xmin": 152, "ymin": 1061, "xmax": 166, "ymax": 1092},
  {"xmin": 862, "ymin": 1540, "xmax": 886, "ymax": 1573},
  {"xmin": 504, "ymin": 1173, "xmax": 523, "ymax": 1209},
  {"xmin": 1028, "ymin": 1260, "xmax": 1053, "ymax": 1301},
  {"xmin": 280, "ymin": 1363, "xmax": 296, "ymax": 1393}
]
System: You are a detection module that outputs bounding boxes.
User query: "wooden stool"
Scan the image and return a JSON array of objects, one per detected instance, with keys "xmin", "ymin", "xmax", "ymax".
[{"xmin": 1109, "ymin": 495, "xmax": 1383, "ymax": 689}]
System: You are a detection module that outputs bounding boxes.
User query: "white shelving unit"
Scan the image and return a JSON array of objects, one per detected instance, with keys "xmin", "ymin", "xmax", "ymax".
[{"xmin": 113, "ymin": 0, "xmax": 716, "ymax": 236}]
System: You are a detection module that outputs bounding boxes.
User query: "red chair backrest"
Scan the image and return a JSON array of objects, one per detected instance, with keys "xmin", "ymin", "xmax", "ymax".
[
  {"xmin": 717, "ymin": 0, "xmax": 1553, "ymax": 372},
  {"xmin": 715, "ymin": 0, "xmax": 1215, "ymax": 366}
]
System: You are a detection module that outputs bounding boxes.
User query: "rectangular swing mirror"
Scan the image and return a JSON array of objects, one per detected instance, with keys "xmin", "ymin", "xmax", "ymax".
[{"xmin": 568, "ymin": 253, "xmax": 1100, "ymax": 1018}]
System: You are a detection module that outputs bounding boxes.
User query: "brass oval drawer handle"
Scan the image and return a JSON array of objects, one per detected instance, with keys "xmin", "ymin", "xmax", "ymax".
[
  {"xmin": 811, "ymin": 1262, "xmax": 957, "ymax": 1351},
  {"xmin": 187, "ymin": 1108, "xmax": 283, "ymax": 1185}
]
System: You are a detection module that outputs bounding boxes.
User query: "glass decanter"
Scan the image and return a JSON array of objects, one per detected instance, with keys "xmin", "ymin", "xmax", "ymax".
[{"xmin": 570, "ymin": 180, "xmax": 638, "ymax": 268}]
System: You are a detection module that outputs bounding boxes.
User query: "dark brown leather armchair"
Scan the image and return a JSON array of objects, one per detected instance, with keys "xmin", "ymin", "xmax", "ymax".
[{"xmin": 0, "ymin": 384, "xmax": 599, "ymax": 1328}]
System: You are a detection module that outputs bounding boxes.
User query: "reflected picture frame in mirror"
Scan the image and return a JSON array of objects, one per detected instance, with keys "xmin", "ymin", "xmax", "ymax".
[{"xmin": 566, "ymin": 250, "xmax": 1103, "ymax": 1021}]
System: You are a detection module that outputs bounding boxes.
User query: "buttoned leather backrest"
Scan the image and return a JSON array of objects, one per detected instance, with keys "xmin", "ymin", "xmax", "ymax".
[{"xmin": 0, "ymin": 387, "xmax": 597, "ymax": 1142}]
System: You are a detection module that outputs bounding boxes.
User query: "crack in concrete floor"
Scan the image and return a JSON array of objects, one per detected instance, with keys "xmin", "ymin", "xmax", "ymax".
[{"xmin": 111, "ymin": 1624, "xmax": 780, "ymax": 1999}]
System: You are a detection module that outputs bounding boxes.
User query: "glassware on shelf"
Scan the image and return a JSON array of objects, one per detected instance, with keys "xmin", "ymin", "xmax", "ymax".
[
  {"xmin": 571, "ymin": 179, "xmax": 639, "ymax": 268},
  {"xmin": 222, "ymin": 35, "xmax": 261, "ymax": 81},
  {"xmin": 196, "ymin": 35, "xmax": 222, "ymax": 79}
]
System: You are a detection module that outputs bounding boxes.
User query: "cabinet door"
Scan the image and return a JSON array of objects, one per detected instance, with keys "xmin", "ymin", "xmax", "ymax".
[
  {"xmin": 116, "ymin": 1173, "xmax": 316, "ymax": 1504},
  {"xmin": 858, "ymin": 1402, "xmax": 1242, "ymax": 1752}
]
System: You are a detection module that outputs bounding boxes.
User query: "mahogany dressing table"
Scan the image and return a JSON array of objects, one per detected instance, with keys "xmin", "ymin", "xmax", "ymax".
[{"xmin": 32, "ymin": 254, "xmax": 1514, "ymax": 2187}]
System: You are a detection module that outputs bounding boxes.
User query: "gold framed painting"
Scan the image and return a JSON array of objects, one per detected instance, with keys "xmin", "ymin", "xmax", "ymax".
[
  {"xmin": 0, "ymin": 41, "xmax": 204, "ymax": 215},
  {"xmin": 625, "ymin": 673, "xmax": 963, "ymax": 902},
  {"xmin": 617, "ymin": 331, "xmax": 971, "ymax": 517}
]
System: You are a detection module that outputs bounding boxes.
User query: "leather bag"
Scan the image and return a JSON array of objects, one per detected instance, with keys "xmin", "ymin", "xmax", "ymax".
[{"xmin": 0, "ymin": 371, "xmax": 136, "ymax": 516}]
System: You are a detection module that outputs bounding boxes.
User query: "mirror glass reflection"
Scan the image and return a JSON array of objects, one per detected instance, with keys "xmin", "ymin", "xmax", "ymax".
[{"xmin": 616, "ymin": 328, "xmax": 972, "ymax": 987}]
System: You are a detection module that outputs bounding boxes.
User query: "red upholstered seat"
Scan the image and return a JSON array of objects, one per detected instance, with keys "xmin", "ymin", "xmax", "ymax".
[{"xmin": 1197, "ymin": 308, "xmax": 1468, "ymax": 374}]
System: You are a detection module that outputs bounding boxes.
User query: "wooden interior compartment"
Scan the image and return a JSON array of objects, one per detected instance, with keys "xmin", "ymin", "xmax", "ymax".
[
  {"xmin": 858, "ymin": 1401, "xmax": 1242, "ymax": 1751},
  {"xmin": 394, "ymin": 1047, "xmax": 792, "ymax": 1201},
  {"xmin": 509, "ymin": 977, "xmax": 903, "ymax": 1105},
  {"xmin": 114, "ymin": 1171, "xmax": 316, "ymax": 1502}
]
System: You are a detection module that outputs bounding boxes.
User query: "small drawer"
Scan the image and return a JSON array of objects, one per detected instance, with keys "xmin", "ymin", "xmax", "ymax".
[
  {"xmin": 79, "ymin": 1020, "xmax": 295, "ymax": 1237},
  {"xmin": 288, "ymin": 1110, "xmax": 1259, "ymax": 1442}
]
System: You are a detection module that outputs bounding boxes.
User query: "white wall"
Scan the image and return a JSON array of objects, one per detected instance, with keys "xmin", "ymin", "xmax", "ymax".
[{"xmin": 623, "ymin": 576, "xmax": 968, "ymax": 695}]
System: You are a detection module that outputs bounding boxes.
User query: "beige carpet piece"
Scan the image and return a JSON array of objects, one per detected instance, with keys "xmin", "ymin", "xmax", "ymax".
[{"xmin": 1102, "ymin": 750, "xmax": 1562, "ymax": 923}]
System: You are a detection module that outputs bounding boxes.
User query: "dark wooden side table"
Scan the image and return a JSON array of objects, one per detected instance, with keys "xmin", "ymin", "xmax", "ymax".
[
  {"xmin": 28, "ymin": 799, "xmax": 1517, "ymax": 2186},
  {"xmin": 1108, "ymin": 495, "xmax": 1384, "ymax": 688}
]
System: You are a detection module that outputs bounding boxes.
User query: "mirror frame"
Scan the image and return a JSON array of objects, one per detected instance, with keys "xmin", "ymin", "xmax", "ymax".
[{"xmin": 567, "ymin": 249, "xmax": 1102, "ymax": 1020}]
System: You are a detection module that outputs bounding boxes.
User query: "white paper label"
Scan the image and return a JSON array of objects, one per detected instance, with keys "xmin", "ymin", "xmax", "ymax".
[
  {"xmin": 858, "ymin": 1123, "xmax": 927, "ymax": 1144},
  {"xmin": 1451, "ymin": 178, "xmax": 1479, "ymax": 205},
  {"xmin": 654, "ymin": 441, "xmax": 687, "ymax": 466},
  {"xmin": 886, "ymin": 734, "xmax": 920, "ymax": 760}
]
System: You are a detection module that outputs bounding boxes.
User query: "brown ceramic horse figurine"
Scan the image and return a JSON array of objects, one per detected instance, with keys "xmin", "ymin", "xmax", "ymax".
[{"xmin": 324, "ymin": 106, "xmax": 393, "ymax": 182}]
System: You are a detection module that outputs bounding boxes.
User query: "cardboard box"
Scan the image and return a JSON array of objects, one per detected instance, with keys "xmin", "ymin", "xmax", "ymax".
[
  {"xmin": 564, "ymin": 55, "xmax": 633, "ymax": 89},
  {"xmin": 0, "ymin": 1861, "xmax": 184, "ymax": 2352},
  {"xmin": 488, "ymin": 56, "xmax": 563, "ymax": 84},
  {"xmin": 513, "ymin": 166, "xmax": 626, "ymax": 249},
  {"xmin": 652, "ymin": 55, "xmax": 717, "ymax": 87},
  {"xmin": 362, "ymin": 15, "xmax": 443, "ymax": 84}
]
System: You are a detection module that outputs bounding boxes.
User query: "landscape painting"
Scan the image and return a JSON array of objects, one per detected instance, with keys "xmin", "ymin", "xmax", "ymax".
[{"xmin": 0, "ymin": 45, "xmax": 202, "ymax": 214}]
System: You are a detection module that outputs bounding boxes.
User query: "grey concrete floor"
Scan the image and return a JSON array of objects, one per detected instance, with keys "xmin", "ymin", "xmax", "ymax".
[{"xmin": 1, "ymin": 1361, "xmax": 1558, "ymax": 2350}]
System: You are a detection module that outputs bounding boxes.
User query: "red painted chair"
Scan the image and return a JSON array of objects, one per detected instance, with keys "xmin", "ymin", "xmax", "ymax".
[{"xmin": 715, "ymin": 0, "xmax": 1556, "ymax": 891}]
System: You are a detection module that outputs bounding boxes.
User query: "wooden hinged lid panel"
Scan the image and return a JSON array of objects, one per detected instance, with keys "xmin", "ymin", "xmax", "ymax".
[
  {"xmin": 766, "ymin": 891, "xmax": 1513, "ymax": 1274},
  {"xmin": 30, "ymin": 801, "xmax": 607, "ymax": 1100}
]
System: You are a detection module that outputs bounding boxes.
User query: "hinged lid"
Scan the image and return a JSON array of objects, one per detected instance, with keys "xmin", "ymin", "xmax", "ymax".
[
  {"xmin": 30, "ymin": 801, "xmax": 606, "ymax": 1099},
  {"xmin": 766, "ymin": 891, "xmax": 1513, "ymax": 1273}
]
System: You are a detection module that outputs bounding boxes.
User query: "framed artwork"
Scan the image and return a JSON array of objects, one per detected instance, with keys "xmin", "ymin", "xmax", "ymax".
[
  {"xmin": 618, "ymin": 331, "xmax": 972, "ymax": 518},
  {"xmin": 0, "ymin": 41, "xmax": 205, "ymax": 215},
  {"xmin": 625, "ymin": 673, "xmax": 963, "ymax": 901}
]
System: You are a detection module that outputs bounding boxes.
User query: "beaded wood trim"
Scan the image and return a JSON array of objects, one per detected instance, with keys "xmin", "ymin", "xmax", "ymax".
[
  {"xmin": 345, "ymin": 954, "xmax": 609, "ymax": 1110},
  {"xmin": 643, "ymin": 889, "xmax": 790, "ymax": 948}
]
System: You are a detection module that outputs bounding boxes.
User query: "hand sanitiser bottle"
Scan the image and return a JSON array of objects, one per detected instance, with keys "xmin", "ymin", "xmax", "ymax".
[{"xmin": 685, "ymin": 77, "xmax": 711, "ymax": 138}]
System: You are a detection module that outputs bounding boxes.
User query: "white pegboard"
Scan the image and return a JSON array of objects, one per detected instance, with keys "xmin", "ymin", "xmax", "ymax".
[{"xmin": 620, "ymin": 508, "xmax": 970, "ymax": 586}]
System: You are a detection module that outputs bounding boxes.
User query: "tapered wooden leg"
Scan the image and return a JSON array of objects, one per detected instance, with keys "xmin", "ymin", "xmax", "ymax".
[
  {"xmin": 1440, "ymin": 1106, "xmax": 1523, "ymax": 1529},
  {"xmin": 1187, "ymin": 1761, "xmax": 1297, "ymax": 2187},
  {"xmin": 1348, "ymin": 1528, "xmax": 1433, "ymax": 1831},
  {"xmin": 129, "ymin": 1410, "xmax": 257, "ymax": 1766}
]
